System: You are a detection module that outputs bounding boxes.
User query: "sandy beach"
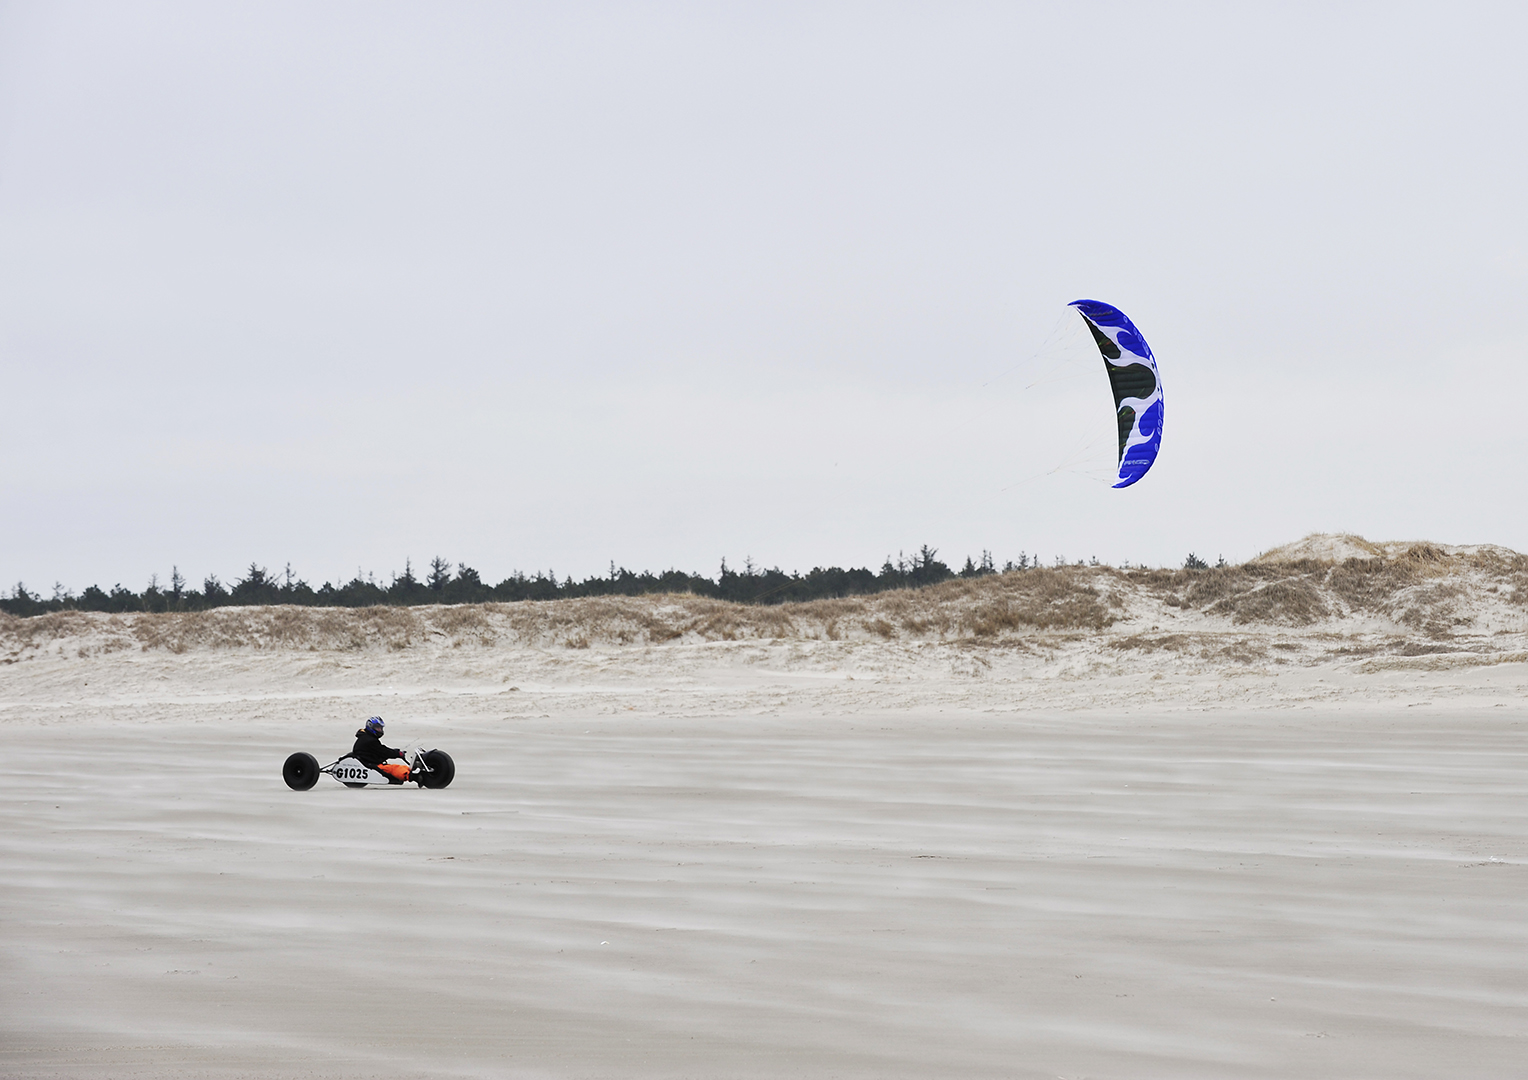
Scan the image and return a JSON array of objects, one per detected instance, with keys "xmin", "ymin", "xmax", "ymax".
[{"xmin": 4, "ymin": 539, "xmax": 1528, "ymax": 1077}]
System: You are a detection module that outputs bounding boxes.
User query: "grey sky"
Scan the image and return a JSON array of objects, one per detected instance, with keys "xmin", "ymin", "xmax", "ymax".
[{"xmin": 2, "ymin": 2, "xmax": 1524, "ymax": 593}]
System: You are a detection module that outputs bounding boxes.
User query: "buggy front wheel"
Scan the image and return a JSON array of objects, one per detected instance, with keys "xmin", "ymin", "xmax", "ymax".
[{"xmin": 418, "ymin": 750, "xmax": 455, "ymax": 789}]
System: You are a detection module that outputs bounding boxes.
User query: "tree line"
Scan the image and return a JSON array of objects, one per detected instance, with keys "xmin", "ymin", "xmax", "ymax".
[{"xmin": 3, "ymin": 547, "xmax": 1042, "ymax": 617}]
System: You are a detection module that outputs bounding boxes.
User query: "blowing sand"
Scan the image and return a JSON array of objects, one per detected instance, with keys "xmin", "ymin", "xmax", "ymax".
[{"xmin": 3, "ymin": 537, "xmax": 1527, "ymax": 1077}]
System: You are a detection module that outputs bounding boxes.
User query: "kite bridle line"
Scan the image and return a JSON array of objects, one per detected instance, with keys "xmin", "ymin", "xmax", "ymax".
[{"xmin": 958, "ymin": 305, "xmax": 1126, "ymax": 492}]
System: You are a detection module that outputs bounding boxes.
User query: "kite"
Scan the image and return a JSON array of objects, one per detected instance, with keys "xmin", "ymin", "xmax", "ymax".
[{"xmin": 1069, "ymin": 299, "xmax": 1162, "ymax": 488}]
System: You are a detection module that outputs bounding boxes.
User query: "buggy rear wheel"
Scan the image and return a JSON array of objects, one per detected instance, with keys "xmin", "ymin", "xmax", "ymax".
[
  {"xmin": 283, "ymin": 752, "xmax": 320, "ymax": 791},
  {"xmin": 418, "ymin": 750, "xmax": 455, "ymax": 789}
]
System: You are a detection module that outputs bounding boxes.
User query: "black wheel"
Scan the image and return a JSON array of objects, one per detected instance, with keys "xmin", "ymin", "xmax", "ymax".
[
  {"xmin": 418, "ymin": 749, "xmax": 455, "ymax": 789},
  {"xmin": 283, "ymin": 752, "xmax": 320, "ymax": 791}
]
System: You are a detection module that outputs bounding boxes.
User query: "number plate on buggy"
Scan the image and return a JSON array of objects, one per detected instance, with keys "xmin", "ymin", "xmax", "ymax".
[{"xmin": 331, "ymin": 761, "xmax": 383, "ymax": 784}]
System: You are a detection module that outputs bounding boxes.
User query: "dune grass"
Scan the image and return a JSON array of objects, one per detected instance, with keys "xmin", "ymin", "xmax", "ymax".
[{"xmin": 3, "ymin": 536, "xmax": 1526, "ymax": 663}]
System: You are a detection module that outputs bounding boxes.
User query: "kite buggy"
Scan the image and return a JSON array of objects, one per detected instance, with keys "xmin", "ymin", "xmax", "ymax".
[{"xmin": 282, "ymin": 715, "xmax": 455, "ymax": 790}]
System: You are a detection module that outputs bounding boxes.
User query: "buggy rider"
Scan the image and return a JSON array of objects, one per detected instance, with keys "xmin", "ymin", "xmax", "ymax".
[{"xmin": 353, "ymin": 716, "xmax": 410, "ymax": 783}]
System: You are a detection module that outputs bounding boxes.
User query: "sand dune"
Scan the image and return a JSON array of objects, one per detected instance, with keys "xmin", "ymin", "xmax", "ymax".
[
  {"xmin": 2, "ymin": 537, "xmax": 1527, "ymax": 1077},
  {"xmin": 6, "ymin": 533, "xmax": 1528, "ymax": 718}
]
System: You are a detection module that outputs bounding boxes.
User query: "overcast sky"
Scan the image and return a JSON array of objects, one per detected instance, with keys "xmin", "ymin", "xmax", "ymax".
[{"xmin": 2, "ymin": 1, "xmax": 1525, "ymax": 593}]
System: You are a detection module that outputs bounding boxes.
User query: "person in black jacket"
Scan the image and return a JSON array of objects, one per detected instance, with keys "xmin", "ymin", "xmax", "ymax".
[{"xmin": 353, "ymin": 716, "xmax": 410, "ymax": 783}]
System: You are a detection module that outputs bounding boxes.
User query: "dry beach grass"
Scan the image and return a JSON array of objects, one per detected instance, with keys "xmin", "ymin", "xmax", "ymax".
[{"xmin": 6, "ymin": 534, "xmax": 1528, "ymax": 693}]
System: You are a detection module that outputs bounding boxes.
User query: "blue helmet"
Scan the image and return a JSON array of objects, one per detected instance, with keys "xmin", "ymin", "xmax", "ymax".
[{"xmin": 364, "ymin": 716, "xmax": 384, "ymax": 737}]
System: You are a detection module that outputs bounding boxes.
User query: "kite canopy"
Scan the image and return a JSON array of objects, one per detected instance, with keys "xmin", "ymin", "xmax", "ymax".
[{"xmin": 1069, "ymin": 299, "xmax": 1162, "ymax": 488}]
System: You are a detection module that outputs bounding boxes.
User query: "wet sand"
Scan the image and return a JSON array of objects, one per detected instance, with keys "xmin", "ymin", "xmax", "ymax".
[{"xmin": 4, "ymin": 706, "xmax": 1527, "ymax": 1078}]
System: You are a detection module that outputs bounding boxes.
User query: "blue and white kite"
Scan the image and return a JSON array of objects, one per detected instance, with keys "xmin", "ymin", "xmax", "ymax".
[{"xmin": 1069, "ymin": 299, "xmax": 1162, "ymax": 488}]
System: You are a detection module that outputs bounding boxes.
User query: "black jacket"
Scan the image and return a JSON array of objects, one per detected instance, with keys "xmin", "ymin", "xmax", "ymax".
[{"xmin": 352, "ymin": 729, "xmax": 403, "ymax": 766}]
